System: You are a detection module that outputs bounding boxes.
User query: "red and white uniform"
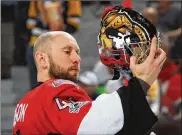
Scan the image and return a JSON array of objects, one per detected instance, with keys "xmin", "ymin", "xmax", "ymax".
[{"xmin": 13, "ymin": 78, "xmax": 158, "ymax": 135}]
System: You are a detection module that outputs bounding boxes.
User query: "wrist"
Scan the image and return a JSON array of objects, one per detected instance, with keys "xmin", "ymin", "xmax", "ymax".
[{"xmin": 136, "ymin": 77, "xmax": 151, "ymax": 95}]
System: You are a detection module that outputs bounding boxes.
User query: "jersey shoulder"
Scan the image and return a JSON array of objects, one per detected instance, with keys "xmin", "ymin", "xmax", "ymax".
[
  {"xmin": 43, "ymin": 79, "xmax": 85, "ymax": 98},
  {"xmin": 41, "ymin": 79, "xmax": 79, "ymax": 90},
  {"xmin": 50, "ymin": 79, "xmax": 78, "ymax": 88}
]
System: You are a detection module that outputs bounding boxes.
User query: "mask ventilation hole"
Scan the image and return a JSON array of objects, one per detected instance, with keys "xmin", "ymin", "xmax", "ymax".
[{"xmin": 115, "ymin": 55, "xmax": 120, "ymax": 60}]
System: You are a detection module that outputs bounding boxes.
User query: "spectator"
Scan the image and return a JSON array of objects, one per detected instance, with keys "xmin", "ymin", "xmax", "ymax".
[
  {"xmin": 13, "ymin": 2, "xmax": 30, "ymax": 66},
  {"xmin": 158, "ymin": 59, "xmax": 179, "ymax": 84},
  {"xmin": 143, "ymin": 7, "xmax": 169, "ymax": 43},
  {"xmin": 161, "ymin": 63, "xmax": 181, "ymax": 116},
  {"xmin": 142, "ymin": 7, "xmax": 180, "ymax": 86},
  {"xmin": 146, "ymin": 1, "xmax": 155, "ymax": 7},
  {"xmin": 1, "ymin": 1, "xmax": 17, "ymax": 79},
  {"xmin": 143, "ymin": 7, "xmax": 158, "ymax": 28},
  {"xmin": 157, "ymin": 29, "xmax": 179, "ymax": 85},
  {"xmin": 78, "ymin": 71, "xmax": 99, "ymax": 100},
  {"xmin": 157, "ymin": 0, "xmax": 182, "ymax": 59},
  {"xmin": 26, "ymin": 0, "xmax": 82, "ymax": 88},
  {"xmin": 93, "ymin": 61, "xmax": 125, "ymax": 94}
]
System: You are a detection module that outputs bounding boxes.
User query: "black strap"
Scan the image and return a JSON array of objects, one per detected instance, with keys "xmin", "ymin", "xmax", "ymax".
[
  {"xmin": 111, "ymin": 70, "xmax": 120, "ymax": 80},
  {"xmin": 116, "ymin": 77, "xmax": 158, "ymax": 135}
]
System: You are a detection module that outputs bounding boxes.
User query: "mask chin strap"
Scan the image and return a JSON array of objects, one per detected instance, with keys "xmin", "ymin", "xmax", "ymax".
[
  {"xmin": 110, "ymin": 68, "xmax": 134, "ymax": 80},
  {"xmin": 111, "ymin": 70, "xmax": 120, "ymax": 80}
]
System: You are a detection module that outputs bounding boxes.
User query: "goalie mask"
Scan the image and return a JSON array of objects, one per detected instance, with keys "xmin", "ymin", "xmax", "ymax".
[{"xmin": 98, "ymin": 5, "xmax": 161, "ymax": 79}]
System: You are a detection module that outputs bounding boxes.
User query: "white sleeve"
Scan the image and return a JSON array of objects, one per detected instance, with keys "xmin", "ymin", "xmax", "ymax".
[{"xmin": 77, "ymin": 91, "xmax": 124, "ymax": 134}]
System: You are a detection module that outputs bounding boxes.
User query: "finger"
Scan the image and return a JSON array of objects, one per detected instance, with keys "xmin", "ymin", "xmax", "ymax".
[
  {"xmin": 159, "ymin": 57, "xmax": 167, "ymax": 69},
  {"xmin": 154, "ymin": 48, "xmax": 166, "ymax": 67},
  {"xmin": 146, "ymin": 37, "xmax": 157, "ymax": 62},
  {"xmin": 130, "ymin": 56, "xmax": 137, "ymax": 71},
  {"xmin": 154, "ymin": 48, "xmax": 161, "ymax": 59}
]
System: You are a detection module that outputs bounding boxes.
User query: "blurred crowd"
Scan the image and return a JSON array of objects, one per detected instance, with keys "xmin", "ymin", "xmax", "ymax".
[{"xmin": 1, "ymin": 1, "xmax": 181, "ymax": 135}]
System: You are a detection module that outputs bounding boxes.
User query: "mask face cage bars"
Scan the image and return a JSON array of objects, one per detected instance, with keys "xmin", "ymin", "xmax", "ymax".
[
  {"xmin": 102, "ymin": 31, "xmax": 161, "ymax": 80},
  {"xmin": 101, "ymin": 40, "xmax": 151, "ymax": 63}
]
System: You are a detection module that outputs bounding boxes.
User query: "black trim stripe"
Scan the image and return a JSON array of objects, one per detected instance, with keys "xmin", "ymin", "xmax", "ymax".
[{"xmin": 116, "ymin": 77, "xmax": 158, "ymax": 135}]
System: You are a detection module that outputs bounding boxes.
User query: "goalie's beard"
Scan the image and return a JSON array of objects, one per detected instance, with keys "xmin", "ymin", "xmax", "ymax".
[{"xmin": 48, "ymin": 55, "xmax": 79, "ymax": 83}]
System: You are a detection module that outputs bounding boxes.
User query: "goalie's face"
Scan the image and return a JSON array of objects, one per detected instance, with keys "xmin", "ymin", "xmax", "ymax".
[
  {"xmin": 48, "ymin": 34, "xmax": 81, "ymax": 82},
  {"xmin": 98, "ymin": 7, "xmax": 151, "ymax": 70}
]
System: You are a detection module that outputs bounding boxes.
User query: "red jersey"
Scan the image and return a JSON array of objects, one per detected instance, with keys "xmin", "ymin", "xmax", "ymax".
[
  {"xmin": 13, "ymin": 79, "xmax": 123, "ymax": 135},
  {"xmin": 162, "ymin": 73, "xmax": 181, "ymax": 114},
  {"xmin": 158, "ymin": 61, "xmax": 179, "ymax": 83},
  {"xmin": 13, "ymin": 77, "xmax": 158, "ymax": 135}
]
